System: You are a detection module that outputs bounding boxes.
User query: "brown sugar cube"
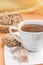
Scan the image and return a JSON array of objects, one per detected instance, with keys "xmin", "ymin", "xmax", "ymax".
[
  {"xmin": 19, "ymin": 56, "xmax": 28, "ymax": 62},
  {"xmin": 10, "ymin": 46, "xmax": 20, "ymax": 53},
  {"xmin": 19, "ymin": 49, "xmax": 29, "ymax": 56},
  {"xmin": 13, "ymin": 50, "xmax": 19, "ymax": 59},
  {"xmin": 18, "ymin": 49, "xmax": 29, "ymax": 62}
]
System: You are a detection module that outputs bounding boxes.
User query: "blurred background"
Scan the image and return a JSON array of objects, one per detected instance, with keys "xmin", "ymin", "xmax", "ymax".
[{"xmin": 0, "ymin": 0, "xmax": 43, "ymax": 14}]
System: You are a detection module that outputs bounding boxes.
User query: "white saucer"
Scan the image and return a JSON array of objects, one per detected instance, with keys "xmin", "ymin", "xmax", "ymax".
[{"xmin": 4, "ymin": 46, "xmax": 43, "ymax": 65}]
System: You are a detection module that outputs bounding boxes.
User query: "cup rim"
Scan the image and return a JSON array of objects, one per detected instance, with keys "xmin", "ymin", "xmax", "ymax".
[{"xmin": 18, "ymin": 20, "xmax": 43, "ymax": 33}]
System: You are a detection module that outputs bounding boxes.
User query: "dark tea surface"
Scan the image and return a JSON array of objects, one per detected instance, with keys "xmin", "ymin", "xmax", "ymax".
[{"xmin": 21, "ymin": 24, "xmax": 43, "ymax": 32}]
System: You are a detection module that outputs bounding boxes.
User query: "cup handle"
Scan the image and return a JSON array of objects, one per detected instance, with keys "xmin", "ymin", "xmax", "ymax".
[{"xmin": 9, "ymin": 26, "xmax": 21, "ymax": 43}]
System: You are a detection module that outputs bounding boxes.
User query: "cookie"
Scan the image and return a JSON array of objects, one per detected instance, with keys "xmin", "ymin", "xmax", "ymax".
[
  {"xmin": 0, "ymin": 12, "xmax": 23, "ymax": 33},
  {"xmin": 8, "ymin": 13, "xmax": 23, "ymax": 26},
  {"xmin": 0, "ymin": 15, "xmax": 11, "ymax": 25},
  {"xmin": 2, "ymin": 34, "xmax": 21, "ymax": 47},
  {"xmin": 0, "ymin": 12, "xmax": 23, "ymax": 26}
]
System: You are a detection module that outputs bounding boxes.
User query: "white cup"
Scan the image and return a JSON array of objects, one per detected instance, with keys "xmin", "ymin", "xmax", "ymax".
[{"xmin": 9, "ymin": 20, "xmax": 43, "ymax": 51}]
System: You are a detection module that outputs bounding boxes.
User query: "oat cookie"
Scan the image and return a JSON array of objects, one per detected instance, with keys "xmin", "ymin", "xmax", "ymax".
[
  {"xmin": 2, "ymin": 34, "xmax": 21, "ymax": 47},
  {"xmin": 0, "ymin": 12, "xmax": 23, "ymax": 33},
  {"xmin": 0, "ymin": 12, "xmax": 23, "ymax": 26}
]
